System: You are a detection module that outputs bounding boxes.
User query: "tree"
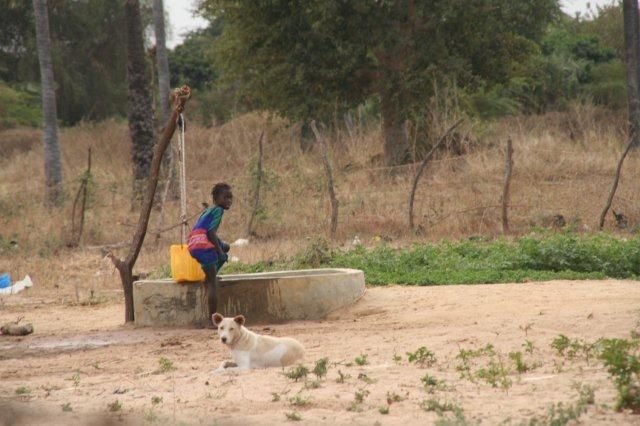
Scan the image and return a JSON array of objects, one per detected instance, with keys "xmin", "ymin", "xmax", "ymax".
[
  {"xmin": 32, "ymin": 0, "xmax": 63, "ymax": 205},
  {"xmin": 2, "ymin": 0, "xmax": 129, "ymax": 125},
  {"xmin": 125, "ymin": 0, "xmax": 156, "ymax": 204},
  {"xmin": 623, "ymin": 0, "xmax": 640, "ymax": 146},
  {"xmin": 152, "ymin": 0, "xmax": 171, "ymax": 123},
  {"xmin": 200, "ymin": 0, "xmax": 558, "ymax": 165}
]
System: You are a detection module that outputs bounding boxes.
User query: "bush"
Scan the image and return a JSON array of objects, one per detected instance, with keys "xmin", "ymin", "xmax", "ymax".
[{"xmin": 222, "ymin": 232, "xmax": 640, "ymax": 286}]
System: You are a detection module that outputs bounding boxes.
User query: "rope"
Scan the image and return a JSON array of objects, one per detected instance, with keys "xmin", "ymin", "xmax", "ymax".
[{"xmin": 178, "ymin": 113, "xmax": 188, "ymax": 244}]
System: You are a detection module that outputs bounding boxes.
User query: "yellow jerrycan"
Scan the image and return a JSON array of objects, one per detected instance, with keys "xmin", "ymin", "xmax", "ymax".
[{"xmin": 170, "ymin": 244, "xmax": 205, "ymax": 282}]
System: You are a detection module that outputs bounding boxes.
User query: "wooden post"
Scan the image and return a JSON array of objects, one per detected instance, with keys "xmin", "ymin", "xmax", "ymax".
[
  {"xmin": 69, "ymin": 147, "xmax": 92, "ymax": 247},
  {"xmin": 246, "ymin": 131, "xmax": 265, "ymax": 237},
  {"xmin": 408, "ymin": 119, "xmax": 463, "ymax": 229},
  {"xmin": 599, "ymin": 138, "xmax": 635, "ymax": 230},
  {"xmin": 310, "ymin": 121, "xmax": 339, "ymax": 237},
  {"xmin": 501, "ymin": 138, "xmax": 513, "ymax": 234},
  {"xmin": 109, "ymin": 85, "xmax": 191, "ymax": 323}
]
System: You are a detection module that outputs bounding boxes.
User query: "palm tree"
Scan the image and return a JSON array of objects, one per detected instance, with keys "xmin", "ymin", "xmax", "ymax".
[
  {"xmin": 32, "ymin": 0, "xmax": 63, "ymax": 205},
  {"xmin": 125, "ymin": 0, "xmax": 155, "ymax": 205},
  {"xmin": 153, "ymin": 0, "xmax": 171, "ymax": 123},
  {"xmin": 152, "ymin": 0, "xmax": 178, "ymax": 199}
]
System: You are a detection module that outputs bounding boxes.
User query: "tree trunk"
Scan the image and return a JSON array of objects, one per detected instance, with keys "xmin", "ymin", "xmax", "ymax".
[
  {"xmin": 152, "ymin": 0, "xmax": 178, "ymax": 199},
  {"xmin": 623, "ymin": 0, "xmax": 640, "ymax": 147},
  {"xmin": 109, "ymin": 86, "xmax": 192, "ymax": 323},
  {"xmin": 153, "ymin": 0, "xmax": 171, "ymax": 123},
  {"xmin": 32, "ymin": 0, "xmax": 63, "ymax": 206},
  {"xmin": 380, "ymin": 91, "xmax": 410, "ymax": 166},
  {"xmin": 125, "ymin": 0, "xmax": 156, "ymax": 206}
]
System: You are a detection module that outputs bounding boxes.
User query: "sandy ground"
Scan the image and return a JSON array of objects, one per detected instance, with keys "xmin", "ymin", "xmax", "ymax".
[{"xmin": 1, "ymin": 280, "xmax": 639, "ymax": 425}]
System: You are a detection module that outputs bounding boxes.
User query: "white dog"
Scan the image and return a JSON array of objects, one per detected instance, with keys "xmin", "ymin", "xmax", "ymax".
[{"xmin": 212, "ymin": 313, "xmax": 305, "ymax": 373}]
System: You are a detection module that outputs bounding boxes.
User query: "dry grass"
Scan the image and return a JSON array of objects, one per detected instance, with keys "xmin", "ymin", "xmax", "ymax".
[{"xmin": 1, "ymin": 104, "xmax": 639, "ymax": 295}]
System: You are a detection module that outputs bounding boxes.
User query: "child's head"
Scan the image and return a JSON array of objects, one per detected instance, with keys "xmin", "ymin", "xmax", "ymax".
[{"xmin": 212, "ymin": 182, "xmax": 233, "ymax": 210}]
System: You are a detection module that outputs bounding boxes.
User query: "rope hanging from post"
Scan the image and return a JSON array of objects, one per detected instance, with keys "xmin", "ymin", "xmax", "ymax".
[{"xmin": 177, "ymin": 113, "xmax": 188, "ymax": 244}]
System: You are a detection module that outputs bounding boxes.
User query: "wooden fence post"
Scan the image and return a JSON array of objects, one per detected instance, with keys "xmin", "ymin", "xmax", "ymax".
[
  {"xmin": 501, "ymin": 138, "xmax": 513, "ymax": 234},
  {"xmin": 310, "ymin": 120, "xmax": 339, "ymax": 237}
]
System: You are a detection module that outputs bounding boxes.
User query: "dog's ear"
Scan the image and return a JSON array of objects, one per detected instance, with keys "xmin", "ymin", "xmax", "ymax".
[
  {"xmin": 233, "ymin": 315, "xmax": 245, "ymax": 326},
  {"xmin": 212, "ymin": 313, "xmax": 223, "ymax": 325}
]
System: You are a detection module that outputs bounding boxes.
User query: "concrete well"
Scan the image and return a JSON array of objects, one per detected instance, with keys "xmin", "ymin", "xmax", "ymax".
[{"xmin": 133, "ymin": 268, "xmax": 365, "ymax": 327}]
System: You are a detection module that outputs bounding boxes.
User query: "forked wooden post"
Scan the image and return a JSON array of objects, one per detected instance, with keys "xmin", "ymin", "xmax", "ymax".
[
  {"xmin": 501, "ymin": 138, "xmax": 513, "ymax": 234},
  {"xmin": 310, "ymin": 120, "xmax": 339, "ymax": 237},
  {"xmin": 599, "ymin": 138, "xmax": 635, "ymax": 230},
  {"xmin": 109, "ymin": 85, "xmax": 191, "ymax": 322},
  {"xmin": 408, "ymin": 119, "xmax": 463, "ymax": 229}
]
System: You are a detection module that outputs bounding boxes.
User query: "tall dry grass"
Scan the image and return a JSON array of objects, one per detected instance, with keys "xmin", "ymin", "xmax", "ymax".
[{"xmin": 0, "ymin": 104, "xmax": 638, "ymax": 296}]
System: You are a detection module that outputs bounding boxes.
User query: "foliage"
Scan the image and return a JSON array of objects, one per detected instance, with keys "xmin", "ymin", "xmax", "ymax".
[
  {"xmin": 599, "ymin": 337, "xmax": 640, "ymax": 412},
  {"xmin": 199, "ymin": 0, "xmax": 558, "ymax": 128},
  {"xmin": 312, "ymin": 357, "xmax": 329, "ymax": 379},
  {"xmin": 157, "ymin": 357, "xmax": 175, "ymax": 373},
  {"xmin": 284, "ymin": 364, "xmax": 309, "ymax": 382},
  {"xmin": 354, "ymin": 354, "xmax": 369, "ymax": 366},
  {"xmin": 526, "ymin": 384, "xmax": 595, "ymax": 425},
  {"xmin": 0, "ymin": 81, "xmax": 41, "ymax": 129},
  {"xmin": 225, "ymin": 232, "xmax": 640, "ymax": 286},
  {"xmin": 406, "ymin": 346, "xmax": 437, "ymax": 367}
]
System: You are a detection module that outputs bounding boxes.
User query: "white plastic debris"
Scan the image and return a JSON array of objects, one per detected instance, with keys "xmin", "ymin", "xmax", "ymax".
[
  {"xmin": 230, "ymin": 256, "xmax": 240, "ymax": 263},
  {"xmin": 0, "ymin": 275, "xmax": 33, "ymax": 295},
  {"xmin": 231, "ymin": 238, "xmax": 250, "ymax": 247},
  {"xmin": 352, "ymin": 236, "xmax": 362, "ymax": 246}
]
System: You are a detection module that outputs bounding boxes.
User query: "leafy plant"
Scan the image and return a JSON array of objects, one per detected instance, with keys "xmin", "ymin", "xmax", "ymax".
[
  {"xmin": 151, "ymin": 396, "xmax": 163, "ymax": 405},
  {"xmin": 407, "ymin": 347, "xmax": 437, "ymax": 367},
  {"xmin": 61, "ymin": 402, "xmax": 72, "ymax": 412},
  {"xmin": 158, "ymin": 357, "xmax": 175, "ymax": 373},
  {"xmin": 509, "ymin": 351, "xmax": 533, "ymax": 374},
  {"xmin": 289, "ymin": 395, "xmax": 309, "ymax": 407},
  {"xmin": 599, "ymin": 337, "xmax": 640, "ymax": 412},
  {"xmin": 523, "ymin": 340, "xmax": 536, "ymax": 354},
  {"xmin": 271, "ymin": 392, "xmax": 281, "ymax": 402},
  {"xmin": 15, "ymin": 386, "xmax": 30, "ymax": 395},
  {"xmin": 421, "ymin": 374, "xmax": 445, "ymax": 393},
  {"xmin": 285, "ymin": 411, "xmax": 302, "ymax": 421},
  {"xmin": 355, "ymin": 354, "xmax": 369, "ymax": 366},
  {"xmin": 551, "ymin": 335, "xmax": 571, "ymax": 356},
  {"xmin": 313, "ymin": 358, "xmax": 329, "ymax": 379},
  {"xmin": 476, "ymin": 358, "xmax": 512, "ymax": 390},
  {"xmin": 285, "ymin": 365, "xmax": 309, "ymax": 382},
  {"xmin": 379, "ymin": 406, "xmax": 390, "ymax": 414},
  {"xmin": 354, "ymin": 389, "xmax": 370, "ymax": 404}
]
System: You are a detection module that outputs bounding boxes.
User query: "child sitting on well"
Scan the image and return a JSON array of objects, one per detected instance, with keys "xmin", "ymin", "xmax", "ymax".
[{"xmin": 187, "ymin": 183, "xmax": 233, "ymax": 328}]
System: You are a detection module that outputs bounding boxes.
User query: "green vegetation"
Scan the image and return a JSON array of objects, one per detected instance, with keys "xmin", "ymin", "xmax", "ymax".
[
  {"xmin": 221, "ymin": 233, "xmax": 640, "ymax": 286},
  {"xmin": 157, "ymin": 357, "xmax": 175, "ymax": 373},
  {"xmin": 312, "ymin": 358, "xmax": 329, "ymax": 379},
  {"xmin": 61, "ymin": 402, "xmax": 72, "ymax": 412},
  {"xmin": 407, "ymin": 347, "xmax": 437, "ymax": 367},
  {"xmin": 284, "ymin": 365, "xmax": 309, "ymax": 382},
  {"xmin": 108, "ymin": 400, "xmax": 122, "ymax": 412},
  {"xmin": 285, "ymin": 411, "xmax": 302, "ymax": 422},
  {"xmin": 525, "ymin": 384, "xmax": 595, "ymax": 425},
  {"xmin": 0, "ymin": 82, "xmax": 41, "ymax": 129},
  {"xmin": 599, "ymin": 337, "xmax": 640, "ymax": 412},
  {"xmin": 15, "ymin": 386, "xmax": 31, "ymax": 395},
  {"xmin": 354, "ymin": 354, "xmax": 369, "ymax": 366}
]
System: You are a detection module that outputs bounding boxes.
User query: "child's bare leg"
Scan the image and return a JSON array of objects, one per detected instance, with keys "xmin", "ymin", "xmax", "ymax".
[{"xmin": 204, "ymin": 265, "xmax": 218, "ymax": 327}]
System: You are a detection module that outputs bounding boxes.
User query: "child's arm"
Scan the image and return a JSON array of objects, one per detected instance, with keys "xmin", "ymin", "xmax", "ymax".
[{"xmin": 207, "ymin": 228, "xmax": 225, "ymax": 255}]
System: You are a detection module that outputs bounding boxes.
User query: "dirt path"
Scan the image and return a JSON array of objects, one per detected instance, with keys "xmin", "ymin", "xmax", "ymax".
[{"xmin": 1, "ymin": 280, "xmax": 639, "ymax": 425}]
